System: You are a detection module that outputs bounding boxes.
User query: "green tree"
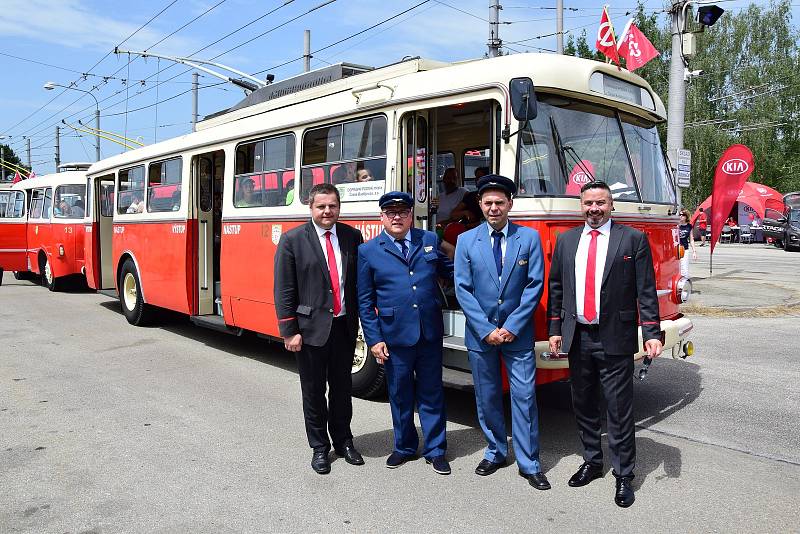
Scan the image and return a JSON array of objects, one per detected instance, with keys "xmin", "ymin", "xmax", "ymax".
[{"xmin": 0, "ymin": 144, "xmax": 29, "ymax": 183}]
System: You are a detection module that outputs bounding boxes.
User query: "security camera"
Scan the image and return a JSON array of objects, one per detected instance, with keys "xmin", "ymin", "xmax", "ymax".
[{"xmin": 683, "ymin": 68, "xmax": 704, "ymax": 81}]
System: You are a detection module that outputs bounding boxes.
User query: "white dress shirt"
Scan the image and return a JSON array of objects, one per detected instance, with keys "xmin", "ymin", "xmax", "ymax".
[
  {"xmin": 574, "ymin": 219, "xmax": 611, "ymax": 324},
  {"xmin": 488, "ymin": 221, "xmax": 510, "ymax": 279},
  {"xmin": 313, "ymin": 221, "xmax": 345, "ymax": 316}
]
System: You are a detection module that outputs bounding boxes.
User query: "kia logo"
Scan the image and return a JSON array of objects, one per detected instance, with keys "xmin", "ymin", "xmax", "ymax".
[
  {"xmin": 573, "ymin": 172, "xmax": 590, "ymax": 184},
  {"xmin": 722, "ymin": 158, "xmax": 749, "ymax": 175}
]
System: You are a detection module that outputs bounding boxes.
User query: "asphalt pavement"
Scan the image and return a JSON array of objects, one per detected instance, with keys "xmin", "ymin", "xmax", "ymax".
[{"xmin": 1, "ymin": 257, "xmax": 799, "ymax": 533}]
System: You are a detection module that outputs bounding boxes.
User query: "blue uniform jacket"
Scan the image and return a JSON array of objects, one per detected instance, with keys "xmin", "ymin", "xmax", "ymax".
[
  {"xmin": 357, "ymin": 228, "xmax": 453, "ymax": 348},
  {"xmin": 454, "ymin": 222, "xmax": 544, "ymax": 352}
]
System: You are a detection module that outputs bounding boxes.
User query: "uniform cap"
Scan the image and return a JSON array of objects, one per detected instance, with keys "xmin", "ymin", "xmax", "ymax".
[
  {"xmin": 379, "ymin": 191, "xmax": 414, "ymax": 209},
  {"xmin": 476, "ymin": 174, "xmax": 517, "ymax": 197}
]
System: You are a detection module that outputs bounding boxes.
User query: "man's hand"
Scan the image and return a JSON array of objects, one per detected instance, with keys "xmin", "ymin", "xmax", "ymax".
[
  {"xmin": 548, "ymin": 335, "xmax": 562, "ymax": 355},
  {"xmin": 644, "ymin": 339, "xmax": 663, "ymax": 358},
  {"xmin": 370, "ymin": 342, "xmax": 390, "ymax": 364},
  {"xmin": 484, "ymin": 329, "xmax": 505, "ymax": 345},
  {"xmin": 283, "ymin": 334, "xmax": 303, "ymax": 352},
  {"xmin": 498, "ymin": 328, "xmax": 516, "ymax": 343}
]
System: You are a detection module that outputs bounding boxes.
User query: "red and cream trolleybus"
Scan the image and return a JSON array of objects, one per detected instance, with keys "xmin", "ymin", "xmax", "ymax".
[
  {"xmin": 0, "ymin": 166, "xmax": 89, "ymax": 290},
  {"xmin": 84, "ymin": 54, "xmax": 693, "ymax": 397}
]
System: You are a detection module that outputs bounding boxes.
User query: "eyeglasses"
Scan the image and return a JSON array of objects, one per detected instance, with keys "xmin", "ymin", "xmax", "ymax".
[{"xmin": 382, "ymin": 209, "xmax": 411, "ymax": 219}]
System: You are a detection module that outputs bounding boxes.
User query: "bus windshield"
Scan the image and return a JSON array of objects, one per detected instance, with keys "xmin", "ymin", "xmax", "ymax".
[{"xmin": 516, "ymin": 94, "xmax": 675, "ymax": 204}]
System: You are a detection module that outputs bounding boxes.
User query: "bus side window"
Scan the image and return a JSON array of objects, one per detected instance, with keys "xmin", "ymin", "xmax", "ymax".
[
  {"xmin": 300, "ymin": 116, "xmax": 387, "ymax": 204},
  {"xmin": 118, "ymin": 165, "xmax": 145, "ymax": 214},
  {"xmin": 234, "ymin": 134, "xmax": 295, "ymax": 208},
  {"xmin": 30, "ymin": 189, "xmax": 44, "ymax": 219},
  {"xmin": 147, "ymin": 157, "xmax": 182, "ymax": 212}
]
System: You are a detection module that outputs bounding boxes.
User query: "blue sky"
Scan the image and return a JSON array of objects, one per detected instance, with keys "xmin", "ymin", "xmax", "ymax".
[{"xmin": 0, "ymin": 0, "xmax": 781, "ymax": 174}]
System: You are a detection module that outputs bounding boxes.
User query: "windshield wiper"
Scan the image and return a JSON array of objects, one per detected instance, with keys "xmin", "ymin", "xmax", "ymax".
[{"xmin": 549, "ymin": 116, "xmax": 595, "ymax": 183}]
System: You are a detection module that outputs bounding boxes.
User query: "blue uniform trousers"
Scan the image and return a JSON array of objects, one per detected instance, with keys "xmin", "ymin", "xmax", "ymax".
[
  {"xmin": 384, "ymin": 337, "xmax": 447, "ymax": 459},
  {"xmin": 468, "ymin": 347, "xmax": 541, "ymax": 474}
]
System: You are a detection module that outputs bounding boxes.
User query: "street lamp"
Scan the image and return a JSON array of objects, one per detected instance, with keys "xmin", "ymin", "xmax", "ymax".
[{"xmin": 44, "ymin": 81, "xmax": 101, "ymax": 162}]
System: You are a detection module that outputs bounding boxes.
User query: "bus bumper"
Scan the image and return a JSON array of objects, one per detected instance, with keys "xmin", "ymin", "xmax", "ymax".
[{"xmin": 535, "ymin": 316, "xmax": 695, "ymax": 369}]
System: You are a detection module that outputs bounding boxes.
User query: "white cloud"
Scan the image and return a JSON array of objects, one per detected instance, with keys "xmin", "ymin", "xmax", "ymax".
[{"xmin": 0, "ymin": 0, "xmax": 206, "ymax": 58}]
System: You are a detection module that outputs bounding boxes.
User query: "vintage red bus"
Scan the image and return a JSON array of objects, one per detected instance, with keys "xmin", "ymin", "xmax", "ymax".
[
  {"xmin": 0, "ymin": 167, "xmax": 90, "ymax": 290},
  {"xmin": 84, "ymin": 54, "xmax": 694, "ymax": 397}
]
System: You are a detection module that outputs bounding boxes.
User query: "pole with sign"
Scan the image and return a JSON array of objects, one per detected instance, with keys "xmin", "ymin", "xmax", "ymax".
[{"xmin": 676, "ymin": 148, "xmax": 691, "ymax": 188}]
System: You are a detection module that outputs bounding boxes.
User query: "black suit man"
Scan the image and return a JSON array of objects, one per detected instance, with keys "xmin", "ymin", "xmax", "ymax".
[
  {"xmin": 547, "ymin": 181, "xmax": 663, "ymax": 508},
  {"xmin": 274, "ymin": 183, "xmax": 365, "ymax": 474}
]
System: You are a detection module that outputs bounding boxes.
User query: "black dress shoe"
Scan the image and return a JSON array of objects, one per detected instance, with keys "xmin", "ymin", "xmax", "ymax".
[
  {"xmin": 311, "ymin": 451, "xmax": 330, "ymax": 474},
  {"xmin": 425, "ymin": 455, "xmax": 451, "ymax": 475},
  {"xmin": 519, "ymin": 470, "xmax": 551, "ymax": 490},
  {"xmin": 335, "ymin": 443, "xmax": 365, "ymax": 466},
  {"xmin": 568, "ymin": 462, "xmax": 604, "ymax": 487},
  {"xmin": 475, "ymin": 458, "xmax": 505, "ymax": 476},
  {"xmin": 615, "ymin": 477, "xmax": 635, "ymax": 508},
  {"xmin": 386, "ymin": 451, "xmax": 412, "ymax": 469}
]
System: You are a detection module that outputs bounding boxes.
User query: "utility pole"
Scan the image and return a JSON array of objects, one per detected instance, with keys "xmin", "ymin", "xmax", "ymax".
[
  {"xmin": 488, "ymin": 0, "xmax": 502, "ymax": 58},
  {"xmin": 303, "ymin": 30, "xmax": 312, "ymax": 72},
  {"xmin": 55, "ymin": 126, "xmax": 61, "ymax": 170},
  {"xmin": 1, "ymin": 145, "xmax": 5, "ymax": 182},
  {"xmin": 192, "ymin": 72, "xmax": 199, "ymax": 132},
  {"xmin": 26, "ymin": 138, "xmax": 31, "ymax": 168},
  {"xmin": 666, "ymin": 0, "xmax": 687, "ymax": 207},
  {"xmin": 556, "ymin": 0, "xmax": 564, "ymax": 54}
]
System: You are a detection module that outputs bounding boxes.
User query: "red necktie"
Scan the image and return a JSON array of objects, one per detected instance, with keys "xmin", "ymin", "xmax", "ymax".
[
  {"xmin": 584, "ymin": 230, "xmax": 600, "ymax": 323},
  {"xmin": 325, "ymin": 231, "xmax": 341, "ymax": 315}
]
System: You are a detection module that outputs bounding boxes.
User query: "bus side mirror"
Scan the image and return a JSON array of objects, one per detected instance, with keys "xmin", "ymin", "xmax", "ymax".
[{"xmin": 509, "ymin": 77, "xmax": 537, "ymax": 122}]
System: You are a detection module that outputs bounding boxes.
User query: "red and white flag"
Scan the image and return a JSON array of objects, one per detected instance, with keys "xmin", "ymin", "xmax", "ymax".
[
  {"xmin": 28, "ymin": 170, "xmax": 36, "ymax": 180},
  {"xmin": 596, "ymin": 6, "xmax": 620, "ymax": 66},
  {"xmin": 617, "ymin": 19, "xmax": 660, "ymax": 71},
  {"xmin": 12, "ymin": 171, "xmax": 22, "ymax": 184}
]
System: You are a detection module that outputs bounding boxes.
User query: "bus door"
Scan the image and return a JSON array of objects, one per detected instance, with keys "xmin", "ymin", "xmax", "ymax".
[
  {"xmin": 401, "ymin": 111, "xmax": 431, "ymax": 230},
  {"xmin": 192, "ymin": 150, "xmax": 224, "ymax": 315},
  {"xmin": 84, "ymin": 175, "xmax": 115, "ymax": 289},
  {"xmin": 0, "ymin": 190, "xmax": 28, "ymax": 273},
  {"xmin": 28, "ymin": 187, "xmax": 53, "ymax": 275}
]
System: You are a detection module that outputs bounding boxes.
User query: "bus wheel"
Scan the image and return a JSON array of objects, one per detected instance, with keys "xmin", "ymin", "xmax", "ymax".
[
  {"xmin": 351, "ymin": 324, "xmax": 385, "ymax": 399},
  {"xmin": 12, "ymin": 271, "xmax": 30, "ymax": 280},
  {"xmin": 40, "ymin": 255, "xmax": 60, "ymax": 292},
  {"xmin": 119, "ymin": 259, "xmax": 152, "ymax": 326}
]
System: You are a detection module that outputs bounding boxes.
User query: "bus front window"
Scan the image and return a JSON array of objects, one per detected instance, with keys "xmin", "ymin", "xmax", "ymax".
[{"xmin": 516, "ymin": 95, "xmax": 675, "ymax": 204}]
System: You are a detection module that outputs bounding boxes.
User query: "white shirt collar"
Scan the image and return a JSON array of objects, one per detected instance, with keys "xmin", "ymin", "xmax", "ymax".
[
  {"xmin": 582, "ymin": 219, "xmax": 612, "ymax": 237},
  {"xmin": 313, "ymin": 220, "xmax": 337, "ymax": 237},
  {"xmin": 488, "ymin": 220, "xmax": 510, "ymax": 237}
]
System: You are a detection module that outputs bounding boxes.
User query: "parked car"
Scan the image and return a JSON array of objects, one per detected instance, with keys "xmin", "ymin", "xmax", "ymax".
[{"xmin": 763, "ymin": 192, "xmax": 800, "ymax": 251}]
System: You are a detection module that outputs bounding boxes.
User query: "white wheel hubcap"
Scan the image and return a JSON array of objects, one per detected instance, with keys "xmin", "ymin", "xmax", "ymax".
[
  {"xmin": 123, "ymin": 272, "xmax": 138, "ymax": 311},
  {"xmin": 352, "ymin": 325, "xmax": 368, "ymax": 374},
  {"xmin": 44, "ymin": 260, "xmax": 53, "ymax": 284}
]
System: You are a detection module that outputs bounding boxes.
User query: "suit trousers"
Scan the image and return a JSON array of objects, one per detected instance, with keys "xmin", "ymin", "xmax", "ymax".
[
  {"xmin": 384, "ymin": 337, "xmax": 447, "ymax": 459},
  {"xmin": 468, "ymin": 347, "xmax": 541, "ymax": 474},
  {"xmin": 568, "ymin": 323, "xmax": 636, "ymax": 478},
  {"xmin": 295, "ymin": 316, "xmax": 354, "ymax": 453}
]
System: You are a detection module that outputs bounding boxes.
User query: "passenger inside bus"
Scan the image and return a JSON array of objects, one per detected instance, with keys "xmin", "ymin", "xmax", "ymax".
[
  {"xmin": 55, "ymin": 200, "xmax": 72, "ymax": 217},
  {"xmin": 237, "ymin": 178, "xmax": 260, "ymax": 207},
  {"xmin": 72, "ymin": 199, "xmax": 85, "ymax": 217},
  {"xmin": 284, "ymin": 179, "xmax": 295, "ymax": 205},
  {"xmin": 355, "ymin": 168, "xmax": 372, "ymax": 182},
  {"xmin": 126, "ymin": 194, "xmax": 144, "ymax": 214}
]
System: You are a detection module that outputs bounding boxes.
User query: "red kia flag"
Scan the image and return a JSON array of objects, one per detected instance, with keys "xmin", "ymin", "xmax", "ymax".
[
  {"xmin": 565, "ymin": 160, "xmax": 596, "ymax": 196},
  {"xmin": 617, "ymin": 19, "xmax": 660, "ymax": 71},
  {"xmin": 11, "ymin": 171, "xmax": 22, "ymax": 184},
  {"xmin": 710, "ymin": 144, "xmax": 755, "ymax": 253},
  {"xmin": 596, "ymin": 7, "xmax": 621, "ymax": 65}
]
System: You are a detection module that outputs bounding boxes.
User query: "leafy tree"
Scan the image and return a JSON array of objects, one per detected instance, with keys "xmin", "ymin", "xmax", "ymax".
[{"xmin": 0, "ymin": 144, "xmax": 29, "ymax": 182}]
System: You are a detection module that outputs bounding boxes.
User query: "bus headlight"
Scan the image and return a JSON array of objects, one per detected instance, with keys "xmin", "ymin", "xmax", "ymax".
[{"xmin": 676, "ymin": 277, "xmax": 692, "ymax": 303}]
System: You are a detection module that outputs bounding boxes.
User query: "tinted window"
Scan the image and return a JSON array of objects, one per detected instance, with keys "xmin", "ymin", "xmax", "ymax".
[
  {"xmin": 301, "ymin": 116, "xmax": 387, "ymax": 203},
  {"xmin": 118, "ymin": 165, "xmax": 145, "ymax": 214},
  {"xmin": 148, "ymin": 157, "xmax": 182, "ymax": 212},
  {"xmin": 54, "ymin": 184, "xmax": 87, "ymax": 219},
  {"xmin": 234, "ymin": 134, "xmax": 296, "ymax": 208}
]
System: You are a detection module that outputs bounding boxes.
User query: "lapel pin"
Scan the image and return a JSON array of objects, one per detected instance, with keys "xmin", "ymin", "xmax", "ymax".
[{"xmin": 424, "ymin": 245, "xmax": 433, "ymax": 253}]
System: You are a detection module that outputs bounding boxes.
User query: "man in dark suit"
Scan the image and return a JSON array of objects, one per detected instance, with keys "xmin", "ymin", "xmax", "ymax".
[
  {"xmin": 274, "ymin": 183, "xmax": 365, "ymax": 474},
  {"xmin": 357, "ymin": 191, "xmax": 453, "ymax": 475},
  {"xmin": 547, "ymin": 180, "xmax": 662, "ymax": 507}
]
